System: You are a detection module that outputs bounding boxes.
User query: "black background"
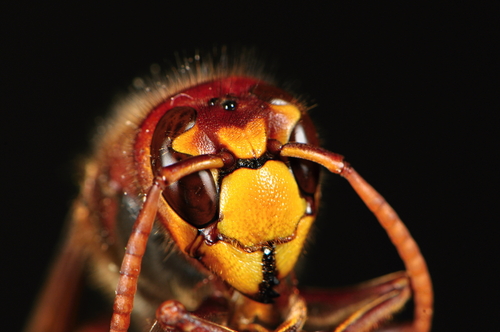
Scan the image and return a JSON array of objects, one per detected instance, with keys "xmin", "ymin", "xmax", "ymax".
[{"xmin": 3, "ymin": 2, "xmax": 498, "ymax": 331}]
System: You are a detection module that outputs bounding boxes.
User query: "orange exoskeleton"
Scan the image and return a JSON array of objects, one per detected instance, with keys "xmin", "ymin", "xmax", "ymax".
[{"xmin": 25, "ymin": 51, "xmax": 433, "ymax": 332}]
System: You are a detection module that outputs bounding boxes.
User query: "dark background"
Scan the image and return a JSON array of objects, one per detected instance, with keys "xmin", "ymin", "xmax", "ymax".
[{"xmin": 3, "ymin": 2, "xmax": 498, "ymax": 331}]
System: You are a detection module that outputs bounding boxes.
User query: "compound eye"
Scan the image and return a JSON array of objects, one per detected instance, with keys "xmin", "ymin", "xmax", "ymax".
[
  {"xmin": 289, "ymin": 115, "xmax": 320, "ymax": 195},
  {"xmin": 151, "ymin": 106, "xmax": 196, "ymax": 171},
  {"xmin": 151, "ymin": 106, "xmax": 218, "ymax": 228},
  {"xmin": 163, "ymin": 165, "xmax": 218, "ymax": 228}
]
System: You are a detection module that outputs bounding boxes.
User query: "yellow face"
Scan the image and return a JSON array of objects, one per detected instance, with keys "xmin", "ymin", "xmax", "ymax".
[{"xmin": 143, "ymin": 78, "xmax": 320, "ymax": 302}]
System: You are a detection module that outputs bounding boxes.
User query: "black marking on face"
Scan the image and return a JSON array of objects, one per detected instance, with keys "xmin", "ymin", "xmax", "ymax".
[{"xmin": 256, "ymin": 245, "xmax": 280, "ymax": 303}]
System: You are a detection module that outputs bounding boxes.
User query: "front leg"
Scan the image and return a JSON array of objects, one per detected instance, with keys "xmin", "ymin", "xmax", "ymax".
[
  {"xmin": 154, "ymin": 292, "xmax": 307, "ymax": 332},
  {"xmin": 154, "ymin": 300, "xmax": 236, "ymax": 332},
  {"xmin": 152, "ymin": 272, "xmax": 410, "ymax": 332},
  {"xmin": 302, "ymin": 272, "xmax": 411, "ymax": 332}
]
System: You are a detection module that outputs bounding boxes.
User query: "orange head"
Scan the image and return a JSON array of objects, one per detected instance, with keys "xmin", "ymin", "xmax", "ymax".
[{"xmin": 135, "ymin": 77, "xmax": 320, "ymax": 303}]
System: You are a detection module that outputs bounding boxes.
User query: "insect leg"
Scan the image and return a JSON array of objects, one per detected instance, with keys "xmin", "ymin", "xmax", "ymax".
[
  {"xmin": 301, "ymin": 272, "xmax": 411, "ymax": 331},
  {"xmin": 24, "ymin": 204, "xmax": 88, "ymax": 332},
  {"xmin": 154, "ymin": 293, "xmax": 307, "ymax": 332},
  {"xmin": 273, "ymin": 292, "xmax": 307, "ymax": 332},
  {"xmin": 155, "ymin": 300, "xmax": 237, "ymax": 332}
]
